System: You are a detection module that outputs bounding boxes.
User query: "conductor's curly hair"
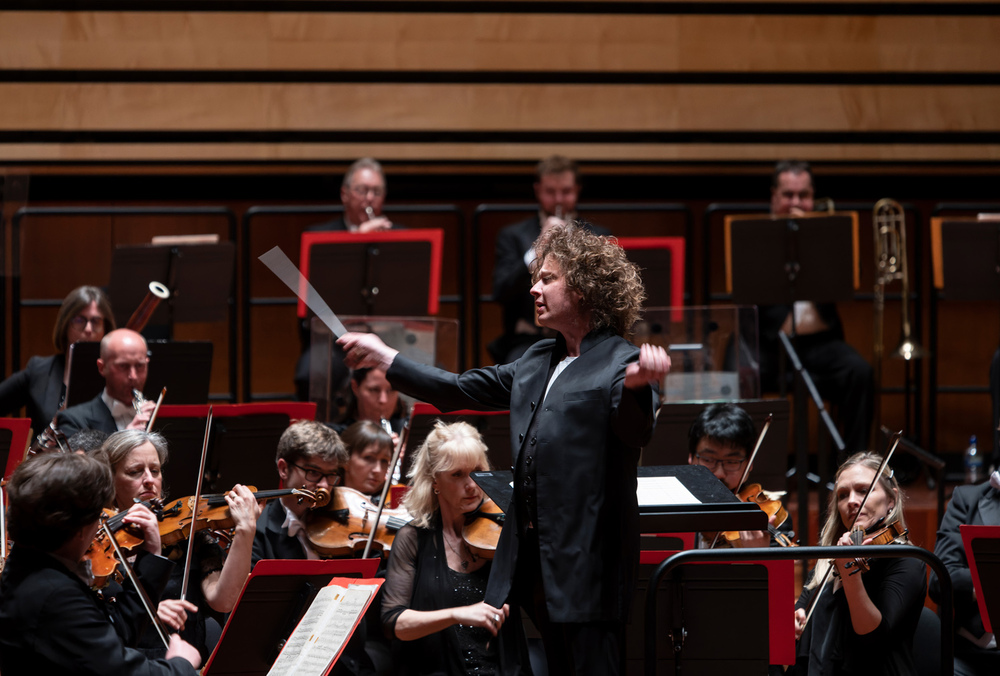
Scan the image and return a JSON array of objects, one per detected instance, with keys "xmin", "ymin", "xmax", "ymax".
[{"xmin": 531, "ymin": 221, "xmax": 646, "ymax": 337}]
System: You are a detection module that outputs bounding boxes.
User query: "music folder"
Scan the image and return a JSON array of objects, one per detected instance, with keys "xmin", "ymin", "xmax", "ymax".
[
  {"xmin": 203, "ymin": 559, "xmax": 381, "ymax": 676},
  {"xmin": 960, "ymin": 524, "xmax": 1000, "ymax": 634}
]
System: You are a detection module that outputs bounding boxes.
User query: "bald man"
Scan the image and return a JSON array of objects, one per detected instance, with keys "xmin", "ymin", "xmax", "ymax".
[{"xmin": 57, "ymin": 329, "xmax": 156, "ymax": 436}]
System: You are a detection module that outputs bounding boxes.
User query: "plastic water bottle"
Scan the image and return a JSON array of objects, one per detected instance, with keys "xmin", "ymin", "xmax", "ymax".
[{"xmin": 964, "ymin": 435, "xmax": 984, "ymax": 484}]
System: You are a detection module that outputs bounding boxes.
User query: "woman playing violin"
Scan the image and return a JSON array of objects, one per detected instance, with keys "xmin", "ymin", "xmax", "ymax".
[
  {"xmin": 790, "ymin": 451, "xmax": 925, "ymax": 676},
  {"xmin": 0, "ymin": 285, "xmax": 115, "ymax": 437},
  {"xmin": 381, "ymin": 421, "xmax": 517, "ymax": 676},
  {"xmin": 95, "ymin": 430, "xmax": 261, "ymax": 661},
  {"xmin": 341, "ymin": 420, "xmax": 393, "ymax": 499}
]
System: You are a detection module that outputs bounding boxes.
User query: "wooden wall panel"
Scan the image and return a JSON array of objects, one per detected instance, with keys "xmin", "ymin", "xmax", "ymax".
[
  {"xmin": 2, "ymin": 83, "xmax": 998, "ymax": 133},
  {"xmin": 1, "ymin": 13, "xmax": 998, "ymax": 73}
]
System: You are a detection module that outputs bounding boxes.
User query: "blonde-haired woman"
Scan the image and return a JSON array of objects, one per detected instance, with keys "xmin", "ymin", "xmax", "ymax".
[
  {"xmin": 380, "ymin": 421, "xmax": 516, "ymax": 675},
  {"xmin": 791, "ymin": 452, "xmax": 926, "ymax": 676}
]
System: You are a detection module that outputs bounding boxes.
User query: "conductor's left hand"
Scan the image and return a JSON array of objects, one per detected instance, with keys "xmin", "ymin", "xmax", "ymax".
[{"xmin": 624, "ymin": 343, "xmax": 670, "ymax": 390}]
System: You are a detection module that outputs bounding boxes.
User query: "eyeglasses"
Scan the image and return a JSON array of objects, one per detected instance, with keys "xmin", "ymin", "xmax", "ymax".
[
  {"xmin": 71, "ymin": 315, "xmax": 105, "ymax": 330},
  {"xmin": 350, "ymin": 184, "xmax": 385, "ymax": 198},
  {"xmin": 289, "ymin": 461, "xmax": 342, "ymax": 485},
  {"xmin": 694, "ymin": 453, "xmax": 746, "ymax": 473}
]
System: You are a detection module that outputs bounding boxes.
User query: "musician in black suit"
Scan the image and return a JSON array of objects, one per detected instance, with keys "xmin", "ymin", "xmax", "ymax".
[
  {"xmin": 929, "ymin": 473, "xmax": 1000, "ymax": 676},
  {"xmin": 490, "ymin": 155, "xmax": 610, "ymax": 364},
  {"xmin": 0, "ymin": 452, "xmax": 201, "ymax": 676},
  {"xmin": 0, "ymin": 285, "xmax": 115, "ymax": 435},
  {"xmin": 56, "ymin": 329, "xmax": 156, "ymax": 437},
  {"xmin": 340, "ymin": 222, "xmax": 670, "ymax": 675}
]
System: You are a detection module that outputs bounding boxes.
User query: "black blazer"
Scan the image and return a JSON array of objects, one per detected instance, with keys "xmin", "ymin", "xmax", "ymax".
[
  {"xmin": 0, "ymin": 354, "xmax": 65, "ymax": 434},
  {"xmin": 0, "ymin": 546, "xmax": 196, "ymax": 676},
  {"xmin": 251, "ymin": 498, "xmax": 309, "ymax": 567},
  {"xmin": 388, "ymin": 328, "xmax": 658, "ymax": 624},
  {"xmin": 56, "ymin": 393, "xmax": 117, "ymax": 437},
  {"xmin": 930, "ymin": 481, "xmax": 1000, "ymax": 640}
]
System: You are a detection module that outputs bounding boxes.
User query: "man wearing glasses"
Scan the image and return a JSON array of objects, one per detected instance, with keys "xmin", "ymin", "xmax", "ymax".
[
  {"xmin": 307, "ymin": 157, "xmax": 401, "ymax": 234},
  {"xmin": 56, "ymin": 328, "xmax": 155, "ymax": 436},
  {"xmin": 687, "ymin": 403, "xmax": 788, "ymax": 549}
]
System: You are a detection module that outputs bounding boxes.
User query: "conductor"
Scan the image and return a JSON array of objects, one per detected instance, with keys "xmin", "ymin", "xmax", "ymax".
[{"xmin": 339, "ymin": 222, "xmax": 670, "ymax": 675}]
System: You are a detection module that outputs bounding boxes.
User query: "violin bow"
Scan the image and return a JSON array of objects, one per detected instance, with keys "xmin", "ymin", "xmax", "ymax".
[
  {"xmin": 801, "ymin": 430, "xmax": 902, "ymax": 628},
  {"xmin": 101, "ymin": 520, "xmax": 170, "ymax": 648},
  {"xmin": 362, "ymin": 418, "xmax": 410, "ymax": 559},
  {"xmin": 145, "ymin": 387, "xmax": 167, "ymax": 432},
  {"xmin": 180, "ymin": 406, "xmax": 212, "ymax": 602},
  {"xmin": 708, "ymin": 413, "xmax": 772, "ymax": 549}
]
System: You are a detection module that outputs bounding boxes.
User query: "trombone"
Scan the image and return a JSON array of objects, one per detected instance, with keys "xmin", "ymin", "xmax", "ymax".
[{"xmin": 872, "ymin": 199, "xmax": 926, "ymax": 438}]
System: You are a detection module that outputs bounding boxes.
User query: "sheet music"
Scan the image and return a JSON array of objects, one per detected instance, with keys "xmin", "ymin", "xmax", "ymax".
[
  {"xmin": 267, "ymin": 584, "xmax": 377, "ymax": 676},
  {"xmin": 637, "ymin": 476, "xmax": 700, "ymax": 507}
]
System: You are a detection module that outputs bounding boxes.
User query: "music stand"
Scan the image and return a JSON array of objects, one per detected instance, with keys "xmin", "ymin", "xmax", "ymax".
[
  {"xmin": 617, "ymin": 237, "xmax": 686, "ymax": 321},
  {"xmin": 150, "ymin": 403, "xmax": 316, "ymax": 499},
  {"xmin": 0, "ymin": 418, "xmax": 31, "ymax": 481},
  {"xmin": 642, "ymin": 399, "xmax": 790, "ymax": 491},
  {"xmin": 109, "ymin": 242, "xmax": 235, "ymax": 330},
  {"xmin": 298, "ymin": 230, "xmax": 444, "ymax": 319},
  {"xmin": 64, "ymin": 340, "xmax": 213, "ymax": 409},
  {"xmin": 203, "ymin": 558, "xmax": 379, "ymax": 676},
  {"xmin": 960, "ymin": 524, "xmax": 1000, "ymax": 635},
  {"xmin": 404, "ymin": 403, "xmax": 511, "ymax": 485},
  {"xmin": 726, "ymin": 212, "xmax": 859, "ymax": 545},
  {"xmin": 726, "ymin": 213, "xmax": 859, "ymax": 306}
]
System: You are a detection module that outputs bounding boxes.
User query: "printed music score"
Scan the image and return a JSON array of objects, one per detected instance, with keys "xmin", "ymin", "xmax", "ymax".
[
  {"xmin": 267, "ymin": 580, "xmax": 381, "ymax": 676},
  {"xmin": 637, "ymin": 476, "xmax": 700, "ymax": 508}
]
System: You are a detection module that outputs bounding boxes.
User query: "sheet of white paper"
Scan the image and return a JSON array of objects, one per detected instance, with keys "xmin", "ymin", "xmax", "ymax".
[
  {"xmin": 636, "ymin": 476, "xmax": 700, "ymax": 507},
  {"xmin": 267, "ymin": 585, "xmax": 375, "ymax": 676}
]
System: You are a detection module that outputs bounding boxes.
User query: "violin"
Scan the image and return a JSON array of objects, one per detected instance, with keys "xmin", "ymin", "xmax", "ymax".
[
  {"xmin": 157, "ymin": 486, "xmax": 330, "ymax": 547},
  {"xmin": 842, "ymin": 516, "xmax": 908, "ymax": 575},
  {"xmin": 721, "ymin": 483, "xmax": 796, "ymax": 548},
  {"xmin": 462, "ymin": 497, "xmax": 504, "ymax": 559},
  {"xmin": 304, "ymin": 486, "xmax": 411, "ymax": 558},
  {"xmin": 85, "ymin": 501, "xmax": 163, "ymax": 589}
]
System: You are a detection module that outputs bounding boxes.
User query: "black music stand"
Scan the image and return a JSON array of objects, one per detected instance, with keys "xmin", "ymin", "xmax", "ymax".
[
  {"xmin": 403, "ymin": 404, "xmax": 511, "ymax": 485},
  {"xmin": 642, "ymin": 399, "xmax": 790, "ymax": 491},
  {"xmin": 109, "ymin": 242, "xmax": 235, "ymax": 333},
  {"xmin": 727, "ymin": 213, "xmax": 857, "ymax": 544},
  {"xmin": 300, "ymin": 231, "xmax": 443, "ymax": 318},
  {"xmin": 930, "ymin": 218, "xmax": 1000, "ymax": 472},
  {"xmin": 150, "ymin": 403, "xmax": 315, "ymax": 498},
  {"xmin": 64, "ymin": 340, "xmax": 213, "ymax": 409},
  {"xmin": 203, "ymin": 558, "xmax": 379, "ymax": 676},
  {"xmin": 961, "ymin": 524, "xmax": 1000, "ymax": 637}
]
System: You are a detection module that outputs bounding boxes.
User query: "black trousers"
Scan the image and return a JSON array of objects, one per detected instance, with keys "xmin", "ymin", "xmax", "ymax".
[{"xmin": 514, "ymin": 529, "xmax": 625, "ymax": 676}]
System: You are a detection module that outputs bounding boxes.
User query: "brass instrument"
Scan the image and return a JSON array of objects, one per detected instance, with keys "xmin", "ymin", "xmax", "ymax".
[
  {"xmin": 872, "ymin": 199, "xmax": 926, "ymax": 436},
  {"xmin": 814, "ymin": 197, "xmax": 835, "ymax": 214},
  {"xmin": 125, "ymin": 281, "xmax": 169, "ymax": 333},
  {"xmin": 132, "ymin": 387, "xmax": 166, "ymax": 432}
]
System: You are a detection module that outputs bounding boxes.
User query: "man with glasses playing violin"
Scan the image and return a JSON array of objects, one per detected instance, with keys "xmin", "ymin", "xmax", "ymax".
[
  {"xmin": 251, "ymin": 420, "xmax": 378, "ymax": 676},
  {"xmin": 688, "ymin": 403, "xmax": 792, "ymax": 549},
  {"xmin": 56, "ymin": 328, "xmax": 157, "ymax": 437}
]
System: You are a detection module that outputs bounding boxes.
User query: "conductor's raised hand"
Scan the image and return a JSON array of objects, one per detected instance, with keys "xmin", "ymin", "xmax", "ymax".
[
  {"xmin": 624, "ymin": 343, "xmax": 670, "ymax": 390},
  {"xmin": 337, "ymin": 332, "xmax": 399, "ymax": 372}
]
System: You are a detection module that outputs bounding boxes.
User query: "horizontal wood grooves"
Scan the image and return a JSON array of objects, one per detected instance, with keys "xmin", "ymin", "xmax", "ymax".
[{"xmin": 0, "ymin": 7, "xmax": 998, "ymax": 162}]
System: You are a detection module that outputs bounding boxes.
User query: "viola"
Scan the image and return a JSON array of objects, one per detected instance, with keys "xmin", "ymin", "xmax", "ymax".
[
  {"xmin": 842, "ymin": 516, "xmax": 908, "ymax": 575},
  {"xmin": 721, "ymin": 483, "xmax": 796, "ymax": 547},
  {"xmin": 462, "ymin": 497, "xmax": 504, "ymax": 560},
  {"xmin": 304, "ymin": 486, "xmax": 411, "ymax": 558},
  {"xmin": 157, "ymin": 486, "xmax": 330, "ymax": 547}
]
